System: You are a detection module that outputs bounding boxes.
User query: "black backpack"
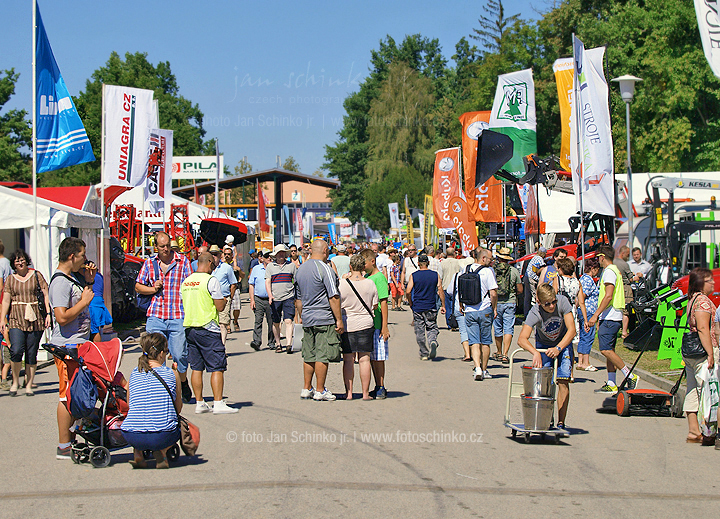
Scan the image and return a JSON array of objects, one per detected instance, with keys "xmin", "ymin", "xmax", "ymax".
[{"xmin": 457, "ymin": 264, "xmax": 487, "ymax": 306}]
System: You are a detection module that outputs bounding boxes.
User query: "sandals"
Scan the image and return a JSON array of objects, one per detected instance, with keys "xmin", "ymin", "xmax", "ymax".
[
  {"xmin": 500, "ymin": 355, "xmax": 510, "ymax": 364},
  {"xmin": 275, "ymin": 346, "xmax": 285, "ymax": 353},
  {"xmin": 153, "ymin": 450, "xmax": 169, "ymax": 469},
  {"xmin": 129, "ymin": 459, "xmax": 148, "ymax": 469},
  {"xmin": 462, "ymin": 357, "xmax": 472, "ymax": 362}
]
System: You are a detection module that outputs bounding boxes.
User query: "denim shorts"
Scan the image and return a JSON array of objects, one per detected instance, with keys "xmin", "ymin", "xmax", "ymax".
[
  {"xmin": 538, "ymin": 343, "xmax": 573, "ymax": 381},
  {"xmin": 598, "ymin": 320, "xmax": 622, "ymax": 351},
  {"xmin": 577, "ymin": 313, "xmax": 595, "ymax": 355},
  {"xmin": 493, "ymin": 302, "xmax": 516, "ymax": 337},
  {"xmin": 465, "ymin": 310, "xmax": 493, "ymax": 345},
  {"xmin": 454, "ymin": 311, "xmax": 468, "ymax": 343}
]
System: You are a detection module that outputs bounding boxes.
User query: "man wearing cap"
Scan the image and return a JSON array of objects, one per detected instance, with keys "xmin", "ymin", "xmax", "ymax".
[
  {"xmin": 493, "ymin": 247, "xmax": 522, "ymax": 364},
  {"xmin": 248, "ymin": 249, "xmax": 259, "ymax": 272},
  {"xmin": 265, "ymin": 244, "xmax": 297, "ymax": 353},
  {"xmin": 331, "ymin": 244, "xmax": 350, "ymax": 278},
  {"xmin": 208, "ymin": 245, "xmax": 236, "ymax": 346},
  {"xmin": 248, "ymin": 249, "xmax": 274, "ymax": 351},
  {"xmin": 406, "ymin": 254, "xmax": 446, "ymax": 360}
]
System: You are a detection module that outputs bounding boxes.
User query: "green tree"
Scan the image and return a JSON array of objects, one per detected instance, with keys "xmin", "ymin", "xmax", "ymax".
[
  {"xmin": 470, "ymin": 0, "xmax": 520, "ymax": 55},
  {"xmin": 0, "ymin": 69, "xmax": 32, "ymax": 183},
  {"xmin": 363, "ymin": 165, "xmax": 430, "ymax": 233},
  {"xmin": 42, "ymin": 52, "xmax": 209, "ymax": 186},
  {"xmin": 282, "ymin": 156, "xmax": 301, "ymax": 172}
]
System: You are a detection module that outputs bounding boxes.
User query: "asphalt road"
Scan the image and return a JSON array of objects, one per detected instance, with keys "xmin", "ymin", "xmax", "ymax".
[{"xmin": 1, "ymin": 300, "xmax": 718, "ymax": 518}]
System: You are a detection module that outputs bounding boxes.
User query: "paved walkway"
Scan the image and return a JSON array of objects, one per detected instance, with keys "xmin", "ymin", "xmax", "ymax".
[{"xmin": 0, "ymin": 299, "xmax": 717, "ymax": 517}]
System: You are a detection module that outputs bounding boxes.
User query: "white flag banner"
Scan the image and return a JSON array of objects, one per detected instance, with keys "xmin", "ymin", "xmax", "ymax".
[
  {"xmin": 103, "ymin": 85, "xmax": 155, "ymax": 187},
  {"xmin": 388, "ymin": 202, "xmax": 400, "ymax": 229},
  {"xmin": 144, "ymin": 129, "xmax": 173, "ymax": 214},
  {"xmin": 694, "ymin": 0, "xmax": 720, "ymax": 79},
  {"xmin": 571, "ymin": 39, "xmax": 615, "ymax": 216}
]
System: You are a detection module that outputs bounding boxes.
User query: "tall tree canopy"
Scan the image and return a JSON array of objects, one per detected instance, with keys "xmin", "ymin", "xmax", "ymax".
[{"xmin": 0, "ymin": 70, "xmax": 32, "ymax": 183}]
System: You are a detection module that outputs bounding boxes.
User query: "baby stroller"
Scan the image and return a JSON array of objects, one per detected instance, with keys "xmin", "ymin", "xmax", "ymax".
[{"xmin": 45, "ymin": 339, "xmax": 180, "ymax": 468}]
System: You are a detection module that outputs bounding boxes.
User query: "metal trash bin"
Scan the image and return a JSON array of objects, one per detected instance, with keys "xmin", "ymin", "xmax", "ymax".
[
  {"xmin": 521, "ymin": 396, "xmax": 554, "ymax": 431},
  {"xmin": 521, "ymin": 365, "xmax": 553, "ymax": 398}
]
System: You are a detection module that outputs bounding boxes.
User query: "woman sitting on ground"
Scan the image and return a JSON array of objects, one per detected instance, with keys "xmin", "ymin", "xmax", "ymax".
[
  {"xmin": 517, "ymin": 283, "xmax": 576, "ymax": 431},
  {"xmin": 121, "ymin": 333, "xmax": 182, "ymax": 468}
]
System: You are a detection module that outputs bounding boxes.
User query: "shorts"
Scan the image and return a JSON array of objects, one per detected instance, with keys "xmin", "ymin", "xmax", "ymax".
[
  {"xmin": 232, "ymin": 289, "xmax": 242, "ymax": 312},
  {"xmin": 121, "ymin": 428, "xmax": 181, "ymax": 452},
  {"xmin": 54, "ymin": 345, "xmax": 79, "ymax": 402},
  {"xmin": 538, "ymin": 343, "xmax": 573, "ymax": 381},
  {"xmin": 371, "ymin": 328, "xmax": 389, "ymax": 361},
  {"xmin": 2, "ymin": 342, "xmax": 10, "ymax": 365},
  {"xmin": 390, "ymin": 283, "xmax": 404, "ymax": 298},
  {"xmin": 454, "ymin": 311, "xmax": 468, "ymax": 343},
  {"xmin": 622, "ymin": 285, "xmax": 633, "ymax": 317},
  {"xmin": 271, "ymin": 298, "xmax": 296, "ymax": 323},
  {"xmin": 301, "ymin": 325, "xmax": 341, "ymax": 363},
  {"xmin": 186, "ymin": 327, "xmax": 227, "ymax": 372},
  {"xmin": 341, "ymin": 327, "xmax": 375, "ymax": 354},
  {"xmin": 8, "ymin": 328, "xmax": 42, "ymax": 364},
  {"xmin": 493, "ymin": 302, "xmax": 516, "ymax": 337},
  {"xmin": 465, "ymin": 310, "xmax": 493, "ymax": 346},
  {"xmin": 598, "ymin": 320, "xmax": 622, "ymax": 351},
  {"xmin": 218, "ymin": 296, "xmax": 232, "ymax": 325}
]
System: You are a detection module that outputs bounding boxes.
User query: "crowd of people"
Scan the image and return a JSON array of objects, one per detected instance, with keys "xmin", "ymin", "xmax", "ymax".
[{"xmin": 8, "ymin": 230, "xmax": 716, "ymax": 467}]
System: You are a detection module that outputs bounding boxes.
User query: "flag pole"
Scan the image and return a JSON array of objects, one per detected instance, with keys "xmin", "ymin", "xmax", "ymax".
[
  {"xmin": 215, "ymin": 138, "xmax": 220, "ymax": 216},
  {"xmin": 572, "ymin": 34, "xmax": 586, "ymax": 271},
  {"xmin": 100, "ymin": 84, "xmax": 106, "ymax": 276},
  {"xmin": 32, "ymin": 0, "xmax": 38, "ymax": 271}
]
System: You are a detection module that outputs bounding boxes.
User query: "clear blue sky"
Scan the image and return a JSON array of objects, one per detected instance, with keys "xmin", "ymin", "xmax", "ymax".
[{"xmin": 3, "ymin": 0, "xmax": 541, "ymax": 177}]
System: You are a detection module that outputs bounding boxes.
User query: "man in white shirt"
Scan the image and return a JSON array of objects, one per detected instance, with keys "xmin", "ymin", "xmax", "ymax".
[
  {"xmin": 375, "ymin": 244, "xmax": 391, "ymax": 280},
  {"xmin": 439, "ymin": 247, "xmax": 461, "ymax": 328},
  {"xmin": 628, "ymin": 247, "xmax": 652, "ymax": 278}
]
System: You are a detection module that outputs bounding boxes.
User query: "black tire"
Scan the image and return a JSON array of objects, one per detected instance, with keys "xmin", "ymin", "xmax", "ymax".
[
  {"xmin": 511, "ymin": 429, "xmax": 517, "ymax": 438},
  {"xmin": 89, "ymin": 446, "xmax": 111, "ymax": 468},
  {"xmin": 167, "ymin": 444, "xmax": 180, "ymax": 462},
  {"xmin": 524, "ymin": 433, "xmax": 530, "ymax": 443},
  {"xmin": 554, "ymin": 434, "xmax": 561, "ymax": 444}
]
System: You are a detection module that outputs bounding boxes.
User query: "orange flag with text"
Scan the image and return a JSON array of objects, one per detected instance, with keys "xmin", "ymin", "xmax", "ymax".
[
  {"xmin": 432, "ymin": 147, "xmax": 461, "ymax": 229},
  {"xmin": 448, "ymin": 196, "xmax": 478, "ymax": 255},
  {"xmin": 459, "ymin": 111, "xmax": 503, "ymax": 222}
]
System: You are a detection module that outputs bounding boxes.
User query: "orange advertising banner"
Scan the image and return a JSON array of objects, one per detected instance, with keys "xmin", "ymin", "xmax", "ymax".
[
  {"xmin": 432, "ymin": 147, "xmax": 461, "ymax": 229},
  {"xmin": 448, "ymin": 196, "xmax": 478, "ymax": 255},
  {"xmin": 553, "ymin": 58, "xmax": 573, "ymax": 172},
  {"xmin": 459, "ymin": 111, "xmax": 504, "ymax": 223}
]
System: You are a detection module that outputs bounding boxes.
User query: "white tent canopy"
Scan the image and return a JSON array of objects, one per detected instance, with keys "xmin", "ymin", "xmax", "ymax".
[{"xmin": 0, "ymin": 185, "xmax": 102, "ymax": 281}]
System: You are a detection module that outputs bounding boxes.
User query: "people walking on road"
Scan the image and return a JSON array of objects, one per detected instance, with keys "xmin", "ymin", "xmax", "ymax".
[
  {"xmin": 439, "ymin": 247, "xmax": 461, "ymax": 330},
  {"xmin": 400, "ymin": 245, "xmax": 419, "ymax": 306},
  {"xmin": 682, "ymin": 267, "xmax": 718, "ymax": 444},
  {"xmin": 389, "ymin": 252, "xmax": 404, "ymax": 311},
  {"xmin": 538, "ymin": 248, "xmax": 567, "ymax": 292},
  {"xmin": 524, "ymin": 247, "xmax": 546, "ymax": 316},
  {"xmin": 517, "ymin": 283, "xmax": 576, "ymax": 430},
  {"xmin": 0, "ymin": 249, "xmax": 51, "ymax": 397},
  {"xmin": 330, "ymin": 244, "xmax": 351, "ymax": 279},
  {"xmin": 360, "ymin": 248, "xmax": 391, "ymax": 399},
  {"xmin": 615, "ymin": 245, "xmax": 635, "ymax": 339},
  {"xmin": 340, "ymin": 254, "xmax": 378, "ymax": 400},
  {"xmin": 492, "ymin": 247, "xmax": 522, "ymax": 365},
  {"xmin": 248, "ymin": 249, "xmax": 275, "ymax": 350},
  {"xmin": 49, "ymin": 237, "xmax": 96, "ymax": 459},
  {"xmin": 121, "ymin": 332, "xmax": 182, "ymax": 468},
  {"xmin": 265, "ymin": 244, "xmax": 297, "ymax": 354},
  {"xmin": 587, "ymin": 245, "xmax": 639, "ymax": 393},
  {"xmin": 406, "ymin": 254, "xmax": 445, "ymax": 360},
  {"xmin": 576, "ymin": 258, "xmax": 600, "ymax": 371},
  {"xmin": 181, "ymin": 252, "xmax": 238, "ymax": 414},
  {"xmin": 295, "ymin": 239, "xmax": 343, "ymax": 401},
  {"xmin": 135, "ymin": 231, "xmax": 193, "ymax": 403}
]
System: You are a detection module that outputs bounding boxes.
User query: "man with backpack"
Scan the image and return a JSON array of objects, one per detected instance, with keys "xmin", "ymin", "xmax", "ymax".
[
  {"xmin": 452, "ymin": 248, "xmax": 498, "ymax": 380},
  {"xmin": 493, "ymin": 247, "xmax": 522, "ymax": 365}
]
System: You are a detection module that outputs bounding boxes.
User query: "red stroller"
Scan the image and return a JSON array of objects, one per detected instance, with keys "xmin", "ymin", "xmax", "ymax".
[{"xmin": 45, "ymin": 339, "xmax": 179, "ymax": 467}]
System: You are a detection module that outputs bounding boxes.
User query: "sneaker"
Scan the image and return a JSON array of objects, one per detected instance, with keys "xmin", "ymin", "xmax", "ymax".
[
  {"xmin": 300, "ymin": 387, "xmax": 315, "ymax": 399},
  {"xmin": 483, "ymin": 370, "xmax": 492, "ymax": 380},
  {"xmin": 428, "ymin": 341, "xmax": 438, "ymax": 360},
  {"xmin": 595, "ymin": 381, "xmax": 619, "ymax": 394},
  {"xmin": 313, "ymin": 388, "xmax": 336, "ymax": 401},
  {"xmin": 56, "ymin": 445, "xmax": 72, "ymax": 460},
  {"xmin": 250, "ymin": 341, "xmax": 261, "ymax": 351},
  {"xmin": 420, "ymin": 356, "xmax": 430, "ymax": 361},
  {"xmin": 474, "ymin": 367, "xmax": 484, "ymax": 381},
  {"xmin": 213, "ymin": 400, "xmax": 239, "ymax": 414},
  {"xmin": 375, "ymin": 387, "xmax": 387, "ymax": 400},
  {"xmin": 626, "ymin": 373, "xmax": 639, "ymax": 390},
  {"xmin": 195, "ymin": 401, "xmax": 212, "ymax": 414},
  {"xmin": 181, "ymin": 381, "xmax": 192, "ymax": 404}
]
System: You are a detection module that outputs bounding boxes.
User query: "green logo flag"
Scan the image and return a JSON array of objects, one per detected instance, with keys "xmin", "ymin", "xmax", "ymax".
[{"xmin": 489, "ymin": 69, "xmax": 537, "ymax": 179}]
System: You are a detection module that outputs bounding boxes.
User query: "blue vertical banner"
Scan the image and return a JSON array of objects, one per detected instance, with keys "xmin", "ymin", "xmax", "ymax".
[
  {"xmin": 35, "ymin": 3, "xmax": 95, "ymax": 172},
  {"xmin": 328, "ymin": 223, "xmax": 337, "ymax": 245}
]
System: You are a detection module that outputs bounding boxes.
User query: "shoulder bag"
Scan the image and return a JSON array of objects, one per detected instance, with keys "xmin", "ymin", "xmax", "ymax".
[
  {"xmin": 34, "ymin": 271, "xmax": 48, "ymax": 322},
  {"xmin": 137, "ymin": 259, "xmax": 160, "ymax": 311},
  {"xmin": 151, "ymin": 369, "xmax": 200, "ymax": 456},
  {"xmin": 682, "ymin": 294, "xmax": 708, "ymax": 359}
]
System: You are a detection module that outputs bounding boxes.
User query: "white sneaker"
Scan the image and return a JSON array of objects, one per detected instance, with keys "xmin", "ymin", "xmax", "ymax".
[
  {"xmin": 483, "ymin": 370, "xmax": 492, "ymax": 379},
  {"xmin": 195, "ymin": 401, "xmax": 211, "ymax": 414},
  {"xmin": 300, "ymin": 387, "xmax": 315, "ymax": 399},
  {"xmin": 213, "ymin": 400, "xmax": 239, "ymax": 414},
  {"xmin": 474, "ymin": 367, "xmax": 484, "ymax": 381},
  {"xmin": 313, "ymin": 388, "xmax": 336, "ymax": 401}
]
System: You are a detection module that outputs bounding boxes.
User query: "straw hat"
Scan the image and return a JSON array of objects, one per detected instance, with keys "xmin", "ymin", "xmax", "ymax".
[
  {"xmin": 495, "ymin": 247, "xmax": 513, "ymax": 261},
  {"xmin": 208, "ymin": 245, "xmax": 222, "ymax": 254},
  {"xmin": 269, "ymin": 243, "xmax": 289, "ymax": 256}
]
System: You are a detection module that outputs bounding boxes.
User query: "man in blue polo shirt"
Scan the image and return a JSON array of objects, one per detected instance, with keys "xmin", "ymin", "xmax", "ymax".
[
  {"xmin": 248, "ymin": 249, "xmax": 274, "ymax": 351},
  {"xmin": 210, "ymin": 245, "xmax": 237, "ymax": 346}
]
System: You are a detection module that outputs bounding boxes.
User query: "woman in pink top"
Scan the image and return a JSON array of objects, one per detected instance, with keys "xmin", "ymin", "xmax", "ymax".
[{"xmin": 339, "ymin": 254, "xmax": 378, "ymax": 400}]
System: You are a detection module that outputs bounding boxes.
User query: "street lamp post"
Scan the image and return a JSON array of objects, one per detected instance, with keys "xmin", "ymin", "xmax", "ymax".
[{"xmin": 611, "ymin": 75, "xmax": 642, "ymax": 250}]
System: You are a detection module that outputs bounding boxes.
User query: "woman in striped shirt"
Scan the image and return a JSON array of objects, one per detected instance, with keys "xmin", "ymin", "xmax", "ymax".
[{"xmin": 121, "ymin": 333, "xmax": 182, "ymax": 468}]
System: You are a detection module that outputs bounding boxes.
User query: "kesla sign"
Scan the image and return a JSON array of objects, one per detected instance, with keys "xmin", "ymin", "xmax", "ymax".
[{"xmin": 172, "ymin": 156, "xmax": 225, "ymax": 180}]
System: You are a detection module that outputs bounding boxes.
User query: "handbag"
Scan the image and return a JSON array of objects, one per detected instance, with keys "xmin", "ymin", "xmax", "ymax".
[
  {"xmin": 35, "ymin": 271, "xmax": 47, "ymax": 322},
  {"xmin": 682, "ymin": 295, "xmax": 708, "ymax": 359},
  {"xmin": 151, "ymin": 369, "xmax": 200, "ymax": 456},
  {"xmin": 137, "ymin": 259, "xmax": 160, "ymax": 312}
]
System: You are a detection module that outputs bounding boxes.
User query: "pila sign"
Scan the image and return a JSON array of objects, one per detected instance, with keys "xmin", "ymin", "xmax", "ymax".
[{"xmin": 171, "ymin": 156, "xmax": 225, "ymax": 180}]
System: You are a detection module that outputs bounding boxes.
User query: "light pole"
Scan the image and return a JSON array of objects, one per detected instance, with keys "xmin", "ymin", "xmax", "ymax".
[{"xmin": 611, "ymin": 74, "xmax": 642, "ymax": 250}]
